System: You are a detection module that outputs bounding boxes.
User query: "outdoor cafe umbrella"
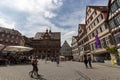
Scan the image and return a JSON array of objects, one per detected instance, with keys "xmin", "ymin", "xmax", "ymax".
[
  {"xmin": 0, "ymin": 44, "xmax": 5, "ymax": 51},
  {"xmin": 3, "ymin": 46, "xmax": 33, "ymax": 52}
]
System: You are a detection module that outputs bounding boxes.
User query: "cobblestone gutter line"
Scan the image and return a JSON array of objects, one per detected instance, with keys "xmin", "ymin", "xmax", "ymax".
[
  {"xmin": 67, "ymin": 62, "xmax": 91, "ymax": 80},
  {"xmin": 75, "ymin": 70, "xmax": 91, "ymax": 80}
]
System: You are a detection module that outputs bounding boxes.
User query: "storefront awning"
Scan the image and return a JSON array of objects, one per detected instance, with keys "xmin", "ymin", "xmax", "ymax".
[{"xmin": 92, "ymin": 48, "xmax": 107, "ymax": 54}]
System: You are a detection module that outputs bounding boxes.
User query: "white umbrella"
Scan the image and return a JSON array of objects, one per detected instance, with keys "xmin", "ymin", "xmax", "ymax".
[
  {"xmin": 4, "ymin": 46, "xmax": 33, "ymax": 52},
  {"xmin": 60, "ymin": 56, "xmax": 65, "ymax": 58},
  {"xmin": 0, "ymin": 44, "xmax": 5, "ymax": 50}
]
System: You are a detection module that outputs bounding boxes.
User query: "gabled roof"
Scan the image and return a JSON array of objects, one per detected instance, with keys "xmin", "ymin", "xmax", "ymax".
[
  {"xmin": 34, "ymin": 31, "xmax": 60, "ymax": 40},
  {"xmin": 78, "ymin": 24, "xmax": 86, "ymax": 32},
  {"xmin": 78, "ymin": 24, "xmax": 86, "ymax": 29},
  {"xmin": 85, "ymin": 6, "xmax": 108, "ymax": 24},
  {"xmin": 61, "ymin": 40, "xmax": 71, "ymax": 48},
  {"xmin": 88, "ymin": 6, "xmax": 108, "ymax": 12},
  {"xmin": 73, "ymin": 36, "xmax": 78, "ymax": 39},
  {"xmin": 0, "ymin": 27, "xmax": 21, "ymax": 36}
]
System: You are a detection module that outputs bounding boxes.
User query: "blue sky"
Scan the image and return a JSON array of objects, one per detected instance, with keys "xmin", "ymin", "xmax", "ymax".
[{"xmin": 0, "ymin": 0, "xmax": 108, "ymax": 45}]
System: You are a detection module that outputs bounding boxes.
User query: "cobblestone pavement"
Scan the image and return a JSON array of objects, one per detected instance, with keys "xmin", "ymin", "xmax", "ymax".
[{"xmin": 0, "ymin": 60, "xmax": 120, "ymax": 80}]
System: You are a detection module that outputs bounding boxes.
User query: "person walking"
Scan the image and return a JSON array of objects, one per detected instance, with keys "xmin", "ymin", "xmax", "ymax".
[
  {"xmin": 87, "ymin": 54, "xmax": 92, "ymax": 68},
  {"xmin": 83, "ymin": 54, "xmax": 88, "ymax": 68},
  {"xmin": 30, "ymin": 56, "xmax": 39, "ymax": 78},
  {"xmin": 56, "ymin": 56, "xmax": 60, "ymax": 67}
]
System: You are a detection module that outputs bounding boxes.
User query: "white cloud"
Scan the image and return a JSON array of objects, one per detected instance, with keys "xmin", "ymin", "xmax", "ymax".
[
  {"xmin": 0, "ymin": 0, "xmax": 64, "ymax": 29},
  {"xmin": 57, "ymin": 11, "xmax": 81, "ymax": 27},
  {"xmin": 0, "ymin": 0, "xmax": 63, "ymax": 18},
  {"xmin": 62, "ymin": 31, "xmax": 77, "ymax": 46},
  {"xmin": 56, "ymin": 10, "xmax": 86, "ymax": 30},
  {"xmin": 0, "ymin": 18, "xmax": 15, "ymax": 29},
  {"xmin": 0, "ymin": 12, "xmax": 15, "ymax": 29},
  {"xmin": 44, "ymin": 11, "xmax": 57, "ymax": 18},
  {"xmin": 0, "ymin": 0, "xmax": 64, "ymax": 35},
  {"xmin": 80, "ymin": 18, "xmax": 85, "ymax": 24}
]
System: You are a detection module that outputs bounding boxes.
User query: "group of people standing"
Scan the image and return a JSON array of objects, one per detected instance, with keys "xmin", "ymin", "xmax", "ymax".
[
  {"xmin": 45, "ymin": 56, "xmax": 60, "ymax": 66},
  {"xmin": 83, "ymin": 54, "xmax": 92, "ymax": 68}
]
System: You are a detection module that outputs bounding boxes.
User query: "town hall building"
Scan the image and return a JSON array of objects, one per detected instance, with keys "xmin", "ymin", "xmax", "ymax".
[{"xmin": 30, "ymin": 29, "xmax": 61, "ymax": 59}]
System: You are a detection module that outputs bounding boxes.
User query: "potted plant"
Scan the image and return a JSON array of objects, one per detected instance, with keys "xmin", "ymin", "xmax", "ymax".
[{"xmin": 105, "ymin": 45, "xmax": 120, "ymax": 65}]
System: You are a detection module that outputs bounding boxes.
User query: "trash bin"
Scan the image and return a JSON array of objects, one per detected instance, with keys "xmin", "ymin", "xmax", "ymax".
[{"xmin": 111, "ymin": 58, "xmax": 115, "ymax": 65}]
